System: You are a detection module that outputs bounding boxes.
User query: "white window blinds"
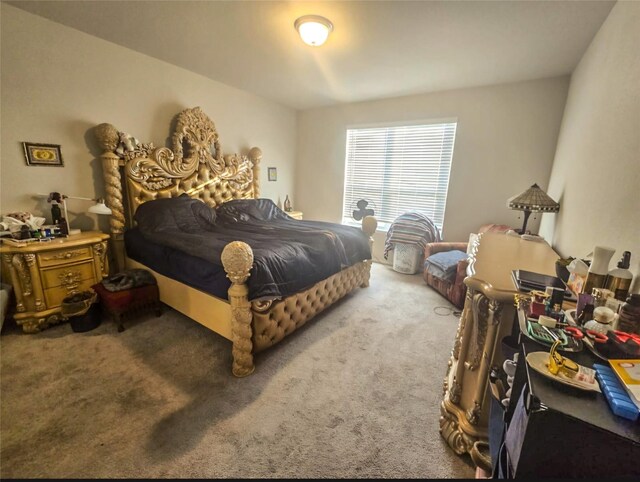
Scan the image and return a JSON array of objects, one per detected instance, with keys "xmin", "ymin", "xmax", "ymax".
[{"xmin": 342, "ymin": 122, "xmax": 457, "ymax": 231}]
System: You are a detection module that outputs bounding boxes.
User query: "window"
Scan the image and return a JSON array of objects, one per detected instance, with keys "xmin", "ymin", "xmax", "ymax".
[{"xmin": 342, "ymin": 121, "xmax": 457, "ymax": 232}]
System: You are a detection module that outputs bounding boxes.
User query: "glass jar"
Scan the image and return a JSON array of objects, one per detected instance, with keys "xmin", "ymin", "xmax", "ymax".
[{"xmin": 584, "ymin": 306, "xmax": 615, "ymax": 335}]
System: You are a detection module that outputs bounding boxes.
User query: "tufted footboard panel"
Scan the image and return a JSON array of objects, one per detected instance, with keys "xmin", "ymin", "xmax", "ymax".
[{"xmin": 251, "ymin": 259, "xmax": 372, "ymax": 352}]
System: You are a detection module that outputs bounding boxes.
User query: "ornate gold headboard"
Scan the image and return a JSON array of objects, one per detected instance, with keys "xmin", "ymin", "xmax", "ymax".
[{"xmin": 94, "ymin": 106, "xmax": 262, "ymax": 271}]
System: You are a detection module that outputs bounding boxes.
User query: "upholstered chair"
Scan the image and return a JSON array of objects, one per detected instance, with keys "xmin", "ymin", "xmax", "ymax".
[{"xmin": 423, "ymin": 224, "xmax": 512, "ymax": 308}]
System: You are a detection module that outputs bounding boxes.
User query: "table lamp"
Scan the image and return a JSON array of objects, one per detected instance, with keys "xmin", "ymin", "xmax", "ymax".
[
  {"xmin": 46, "ymin": 192, "xmax": 112, "ymax": 235},
  {"xmin": 507, "ymin": 183, "xmax": 559, "ymax": 234}
]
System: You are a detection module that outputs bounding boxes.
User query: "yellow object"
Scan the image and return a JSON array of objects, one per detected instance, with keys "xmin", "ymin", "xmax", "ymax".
[
  {"xmin": 0, "ymin": 231, "xmax": 109, "ymax": 333},
  {"xmin": 548, "ymin": 340, "xmax": 579, "ymax": 378}
]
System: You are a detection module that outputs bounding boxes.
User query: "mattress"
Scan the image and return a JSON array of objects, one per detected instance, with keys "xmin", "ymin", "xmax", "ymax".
[{"xmin": 124, "ymin": 227, "xmax": 230, "ymax": 299}]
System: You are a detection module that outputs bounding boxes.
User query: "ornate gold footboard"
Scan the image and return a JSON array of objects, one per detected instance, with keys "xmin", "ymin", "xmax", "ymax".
[{"xmin": 95, "ymin": 106, "xmax": 376, "ymax": 376}]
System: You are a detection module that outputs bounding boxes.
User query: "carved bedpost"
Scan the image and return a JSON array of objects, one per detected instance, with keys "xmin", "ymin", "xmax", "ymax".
[
  {"xmin": 95, "ymin": 122, "xmax": 125, "ymax": 273},
  {"xmin": 360, "ymin": 215, "xmax": 378, "ymax": 287},
  {"xmin": 221, "ymin": 241, "xmax": 255, "ymax": 377},
  {"xmin": 248, "ymin": 146, "xmax": 262, "ymax": 198}
]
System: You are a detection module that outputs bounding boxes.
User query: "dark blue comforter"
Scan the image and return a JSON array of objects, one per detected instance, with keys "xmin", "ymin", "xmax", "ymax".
[{"xmin": 133, "ymin": 196, "xmax": 371, "ymax": 301}]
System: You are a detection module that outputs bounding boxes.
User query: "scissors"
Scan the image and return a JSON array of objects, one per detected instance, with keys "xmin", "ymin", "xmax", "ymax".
[{"xmin": 563, "ymin": 326, "xmax": 608, "ymax": 344}]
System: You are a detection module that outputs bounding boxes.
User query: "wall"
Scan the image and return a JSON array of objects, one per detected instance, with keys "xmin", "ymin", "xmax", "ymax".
[
  {"xmin": 1, "ymin": 4, "xmax": 296, "ymax": 234},
  {"xmin": 539, "ymin": 1, "xmax": 640, "ymax": 282},
  {"xmin": 296, "ymin": 77, "xmax": 569, "ymax": 262}
]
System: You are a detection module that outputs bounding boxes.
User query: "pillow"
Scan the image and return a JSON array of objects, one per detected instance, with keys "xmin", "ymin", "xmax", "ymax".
[
  {"xmin": 134, "ymin": 194, "xmax": 216, "ymax": 234},
  {"xmin": 424, "ymin": 249, "xmax": 468, "ymax": 282},
  {"xmin": 215, "ymin": 198, "xmax": 288, "ymax": 223}
]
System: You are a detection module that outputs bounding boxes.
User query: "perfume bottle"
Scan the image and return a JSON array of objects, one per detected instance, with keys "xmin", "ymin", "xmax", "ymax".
[
  {"xmin": 605, "ymin": 251, "xmax": 633, "ymax": 301},
  {"xmin": 583, "ymin": 246, "xmax": 615, "ymax": 294}
]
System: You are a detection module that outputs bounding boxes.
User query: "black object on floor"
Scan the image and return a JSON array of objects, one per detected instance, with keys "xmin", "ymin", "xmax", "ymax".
[{"xmin": 69, "ymin": 303, "xmax": 102, "ymax": 333}]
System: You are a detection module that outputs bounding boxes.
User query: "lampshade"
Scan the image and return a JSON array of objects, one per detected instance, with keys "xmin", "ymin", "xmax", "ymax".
[
  {"xmin": 507, "ymin": 183, "xmax": 559, "ymax": 234},
  {"xmin": 507, "ymin": 183, "xmax": 560, "ymax": 213},
  {"xmin": 294, "ymin": 15, "xmax": 333, "ymax": 46},
  {"xmin": 87, "ymin": 199, "xmax": 112, "ymax": 215}
]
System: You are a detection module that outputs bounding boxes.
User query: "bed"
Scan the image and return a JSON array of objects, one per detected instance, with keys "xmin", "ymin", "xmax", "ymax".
[{"xmin": 93, "ymin": 106, "xmax": 377, "ymax": 376}]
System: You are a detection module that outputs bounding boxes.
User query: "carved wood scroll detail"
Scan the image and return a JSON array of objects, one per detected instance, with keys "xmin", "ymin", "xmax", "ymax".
[
  {"xmin": 93, "ymin": 241, "xmax": 109, "ymax": 278},
  {"xmin": 464, "ymin": 292, "xmax": 489, "ymax": 372},
  {"xmin": 453, "ymin": 288, "xmax": 474, "ymax": 361},
  {"xmin": 12, "ymin": 254, "xmax": 32, "ymax": 296},
  {"xmin": 95, "ymin": 107, "xmax": 262, "ymax": 239},
  {"xmin": 439, "ymin": 402, "xmax": 476, "ymax": 455},
  {"xmin": 58, "ymin": 269, "xmax": 82, "ymax": 292}
]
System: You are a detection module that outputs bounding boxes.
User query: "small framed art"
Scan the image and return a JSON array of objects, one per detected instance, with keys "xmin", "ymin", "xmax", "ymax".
[
  {"xmin": 268, "ymin": 167, "xmax": 277, "ymax": 181},
  {"xmin": 22, "ymin": 142, "xmax": 64, "ymax": 167}
]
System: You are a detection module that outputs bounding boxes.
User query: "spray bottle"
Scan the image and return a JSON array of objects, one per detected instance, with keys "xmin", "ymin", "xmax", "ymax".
[{"xmin": 605, "ymin": 251, "xmax": 633, "ymax": 301}]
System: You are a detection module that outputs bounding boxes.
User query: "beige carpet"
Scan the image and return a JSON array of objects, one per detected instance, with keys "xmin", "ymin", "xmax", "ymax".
[{"xmin": 0, "ymin": 262, "xmax": 474, "ymax": 478}]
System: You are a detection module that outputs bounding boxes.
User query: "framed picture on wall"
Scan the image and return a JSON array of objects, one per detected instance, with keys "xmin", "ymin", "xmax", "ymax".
[
  {"xmin": 22, "ymin": 142, "xmax": 64, "ymax": 167},
  {"xmin": 268, "ymin": 167, "xmax": 277, "ymax": 181}
]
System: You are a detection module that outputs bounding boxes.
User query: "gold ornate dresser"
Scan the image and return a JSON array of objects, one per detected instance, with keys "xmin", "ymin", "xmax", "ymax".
[
  {"xmin": 439, "ymin": 232, "xmax": 559, "ymax": 464},
  {"xmin": 1, "ymin": 231, "xmax": 109, "ymax": 333}
]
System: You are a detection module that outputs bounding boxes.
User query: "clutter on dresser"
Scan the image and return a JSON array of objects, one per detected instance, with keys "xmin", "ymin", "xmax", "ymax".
[
  {"xmin": 515, "ymin": 287, "xmax": 640, "ymax": 362},
  {"xmin": 44, "ymin": 192, "xmax": 112, "ymax": 235},
  {"xmin": 1, "ymin": 212, "xmax": 46, "ymax": 237}
]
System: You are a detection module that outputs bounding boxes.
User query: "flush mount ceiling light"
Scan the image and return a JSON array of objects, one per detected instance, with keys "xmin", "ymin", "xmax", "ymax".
[{"xmin": 294, "ymin": 15, "xmax": 333, "ymax": 46}]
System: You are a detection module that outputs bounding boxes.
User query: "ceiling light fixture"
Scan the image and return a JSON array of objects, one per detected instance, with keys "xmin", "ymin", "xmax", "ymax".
[{"xmin": 294, "ymin": 15, "xmax": 333, "ymax": 47}]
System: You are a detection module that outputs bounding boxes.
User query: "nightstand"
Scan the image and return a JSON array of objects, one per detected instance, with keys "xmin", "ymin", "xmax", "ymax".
[
  {"xmin": 287, "ymin": 211, "xmax": 303, "ymax": 220},
  {"xmin": 0, "ymin": 232, "xmax": 109, "ymax": 333}
]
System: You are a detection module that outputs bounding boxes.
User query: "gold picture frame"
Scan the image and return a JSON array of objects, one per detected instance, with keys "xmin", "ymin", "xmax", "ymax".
[{"xmin": 22, "ymin": 142, "xmax": 64, "ymax": 167}]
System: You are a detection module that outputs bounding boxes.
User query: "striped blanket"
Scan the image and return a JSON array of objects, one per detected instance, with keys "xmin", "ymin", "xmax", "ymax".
[{"xmin": 384, "ymin": 212, "xmax": 442, "ymax": 259}]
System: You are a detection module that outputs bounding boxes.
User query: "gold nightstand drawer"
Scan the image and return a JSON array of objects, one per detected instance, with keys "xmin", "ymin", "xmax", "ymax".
[
  {"xmin": 41, "ymin": 261, "xmax": 96, "ymax": 290},
  {"xmin": 38, "ymin": 247, "xmax": 92, "ymax": 267},
  {"xmin": 44, "ymin": 279, "xmax": 98, "ymax": 308}
]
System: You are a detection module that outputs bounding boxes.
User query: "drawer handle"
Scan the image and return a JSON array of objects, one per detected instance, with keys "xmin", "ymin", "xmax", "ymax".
[{"xmin": 42, "ymin": 249, "xmax": 84, "ymax": 262}]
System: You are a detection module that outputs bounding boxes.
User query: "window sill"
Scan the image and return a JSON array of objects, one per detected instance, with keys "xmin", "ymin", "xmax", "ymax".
[{"xmin": 342, "ymin": 219, "xmax": 391, "ymax": 233}]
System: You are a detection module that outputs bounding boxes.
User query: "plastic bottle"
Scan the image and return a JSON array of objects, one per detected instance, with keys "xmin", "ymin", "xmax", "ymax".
[{"xmin": 605, "ymin": 251, "xmax": 633, "ymax": 301}]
